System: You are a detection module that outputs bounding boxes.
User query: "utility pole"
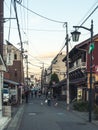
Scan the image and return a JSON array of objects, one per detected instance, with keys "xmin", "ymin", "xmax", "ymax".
[
  {"xmin": 0, "ymin": 1, "xmax": 16, "ymax": 56},
  {"xmin": 0, "ymin": 0, "xmax": 4, "ymax": 57},
  {"xmin": 14, "ymin": 0, "xmax": 23, "ymax": 55},
  {"xmin": 65, "ymin": 22, "xmax": 70, "ymax": 110},
  {"xmin": 25, "ymin": 55, "xmax": 28, "ymax": 86},
  {"xmin": 14, "ymin": 0, "xmax": 25, "ymax": 84},
  {"xmin": 0, "ymin": 0, "xmax": 3, "ymax": 114},
  {"xmin": 41, "ymin": 62, "xmax": 44, "ymax": 90},
  {"xmin": 0, "ymin": 0, "xmax": 4, "ymax": 115}
]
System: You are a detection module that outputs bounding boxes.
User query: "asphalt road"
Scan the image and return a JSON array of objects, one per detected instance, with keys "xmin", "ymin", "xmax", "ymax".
[{"xmin": 4, "ymin": 96, "xmax": 98, "ymax": 130}]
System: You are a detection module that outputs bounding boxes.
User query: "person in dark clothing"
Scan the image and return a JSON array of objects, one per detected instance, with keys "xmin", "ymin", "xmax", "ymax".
[
  {"xmin": 31, "ymin": 90, "xmax": 34, "ymax": 98},
  {"xmin": 34, "ymin": 90, "xmax": 37, "ymax": 98},
  {"xmin": 95, "ymin": 94, "xmax": 98, "ymax": 105},
  {"xmin": 25, "ymin": 86, "xmax": 29, "ymax": 103},
  {"xmin": 46, "ymin": 91, "xmax": 48, "ymax": 99},
  {"xmin": 25, "ymin": 90, "xmax": 29, "ymax": 103},
  {"xmin": 47, "ymin": 91, "xmax": 52, "ymax": 106},
  {"xmin": 38, "ymin": 90, "xmax": 41, "ymax": 98}
]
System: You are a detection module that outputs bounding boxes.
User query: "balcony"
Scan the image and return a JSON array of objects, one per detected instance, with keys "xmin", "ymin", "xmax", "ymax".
[{"xmin": 69, "ymin": 62, "xmax": 86, "ymax": 73}]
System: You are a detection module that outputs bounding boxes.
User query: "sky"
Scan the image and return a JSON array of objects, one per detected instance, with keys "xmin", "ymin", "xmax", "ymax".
[{"xmin": 4, "ymin": 0, "xmax": 98, "ymax": 78}]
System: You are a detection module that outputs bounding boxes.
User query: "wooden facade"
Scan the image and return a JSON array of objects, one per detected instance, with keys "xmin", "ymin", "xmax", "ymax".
[{"xmin": 63, "ymin": 34, "xmax": 98, "ymax": 102}]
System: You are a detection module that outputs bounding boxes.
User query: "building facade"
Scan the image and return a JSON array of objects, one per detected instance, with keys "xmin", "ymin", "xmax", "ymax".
[
  {"xmin": 63, "ymin": 34, "xmax": 98, "ymax": 102},
  {"xmin": 44, "ymin": 52, "xmax": 66, "ymax": 99},
  {"xmin": 3, "ymin": 41, "xmax": 24, "ymax": 84}
]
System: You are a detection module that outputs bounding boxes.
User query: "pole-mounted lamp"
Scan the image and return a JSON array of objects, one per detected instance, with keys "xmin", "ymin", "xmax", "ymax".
[
  {"xmin": 71, "ymin": 20, "xmax": 94, "ymax": 123},
  {"xmin": 71, "ymin": 30, "xmax": 81, "ymax": 42}
]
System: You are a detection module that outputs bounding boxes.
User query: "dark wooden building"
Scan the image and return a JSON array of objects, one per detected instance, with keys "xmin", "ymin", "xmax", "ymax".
[{"xmin": 63, "ymin": 34, "xmax": 98, "ymax": 102}]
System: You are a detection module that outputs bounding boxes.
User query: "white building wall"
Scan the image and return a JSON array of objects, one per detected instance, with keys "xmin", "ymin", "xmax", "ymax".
[
  {"xmin": 3, "ymin": 44, "xmax": 22, "ymax": 66},
  {"xmin": 52, "ymin": 53, "xmax": 66, "ymax": 81}
]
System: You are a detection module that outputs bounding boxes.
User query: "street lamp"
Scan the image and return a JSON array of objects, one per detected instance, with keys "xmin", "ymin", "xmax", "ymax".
[{"xmin": 71, "ymin": 20, "xmax": 93, "ymax": 122}]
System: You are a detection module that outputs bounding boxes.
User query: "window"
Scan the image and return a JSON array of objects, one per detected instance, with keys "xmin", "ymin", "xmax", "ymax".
[
  {"xmin": 7, "ymin": 53, "xmax": 11, "ymax": 64},
  {"xmin": 14, "ymin": 54, "xmax": 17, "ymax": 60},
  {"xmin": 82, "ymin": 53, "xmax": 86, "ymax": 62}
]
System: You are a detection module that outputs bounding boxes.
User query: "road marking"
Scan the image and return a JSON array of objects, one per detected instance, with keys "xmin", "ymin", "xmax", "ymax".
[
  {"xmin": 28, "ymin": 112, "xmax": 36, "ymax": 116},
  {"xmin": 57, "ymin": 112, "xmax": 64, "ymax": 115},
  {"xmin": 29, "ymin": 102, "xmax": 33, "ymax": 104}
]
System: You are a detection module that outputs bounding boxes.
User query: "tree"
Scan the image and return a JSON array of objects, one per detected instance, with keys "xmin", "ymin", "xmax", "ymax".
[{"xmin": 49, "ymin": 72, "xmax": 59, "ymax": 86}]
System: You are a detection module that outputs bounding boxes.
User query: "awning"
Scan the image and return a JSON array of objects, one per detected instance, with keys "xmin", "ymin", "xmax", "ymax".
[
  {"xmin": 4, "ymin": 79, "xmax": 19, "ymax": 85},
  {"xmin": 70, "ymin": 77, "xmax": 86, "ymax": 84},
  {"xmin": 52, "ymin": 77, "xmax": 86, "ymax": 88}
]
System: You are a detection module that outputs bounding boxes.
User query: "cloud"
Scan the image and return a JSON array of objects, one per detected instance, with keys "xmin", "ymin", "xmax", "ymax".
[{"xmin": 37, "ymin": 51, "xmax": 58, "ymax": 59}]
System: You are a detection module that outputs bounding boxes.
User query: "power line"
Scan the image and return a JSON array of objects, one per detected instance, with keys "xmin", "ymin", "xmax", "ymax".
[
  {"xmin": 29, "ymin": 62, "xmax": 42, "ymax": 68},
  {"xmin": 16, "ymin": 2, "xmax": 66, "ymax": 24},
  {"xmin": 4, "ymin": 26, "xmax": 65, "ymax": 32},
  {"xmin": 77, "ymin": 1, "xmax": 98, "ymax": 26},
  {"xmin": 28, "ymin": 53, "xmax": 50, "ymax": 66},
  {"xmin": 8, "ymin": 0, "xmax": 13, "ymax": 41},
  {"xmin": 80, "ymin": 5, "xmax": 98, "ymax": 26},
  {"xmin": 68, "ymin": 3, "xmax": 98, "ymax": 51},
  {"xmin": 56, "ymin": 2, "xmax": 98, "ymax": 58},
  {"xmin": 28, "ymin": 53, "xmax": 44, "ymax": 63}
]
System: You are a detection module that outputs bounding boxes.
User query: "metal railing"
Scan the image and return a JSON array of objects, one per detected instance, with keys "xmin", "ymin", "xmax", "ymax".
[{"xmin": 69, "ymin": 62, "xmax": 86, "ymax": 73}]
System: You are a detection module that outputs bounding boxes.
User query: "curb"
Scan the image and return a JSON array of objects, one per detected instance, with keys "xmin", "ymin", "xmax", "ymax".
[
  {"xmin": 0, "ymin": 117, "xmax": 11, "ymax": 130},
  {"xmin": 6, "ymin": 104, "xmax": 24, "ymax": 130}
]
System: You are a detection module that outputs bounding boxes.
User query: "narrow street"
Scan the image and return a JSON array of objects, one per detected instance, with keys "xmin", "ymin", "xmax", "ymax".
[{"xmin": 4, "ymin": 96, "xmax": 98, "ymax": 130}]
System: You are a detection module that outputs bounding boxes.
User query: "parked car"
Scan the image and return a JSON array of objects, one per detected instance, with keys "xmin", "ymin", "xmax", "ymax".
[{"xmin": 2, "ymin": 88, "xmax": 10, "ymax": 104}]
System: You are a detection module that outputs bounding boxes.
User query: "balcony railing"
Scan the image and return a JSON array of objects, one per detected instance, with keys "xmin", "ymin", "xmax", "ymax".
[{"xmin": 69, "ymin": 62, "xmax": 86, "ymax": 73}]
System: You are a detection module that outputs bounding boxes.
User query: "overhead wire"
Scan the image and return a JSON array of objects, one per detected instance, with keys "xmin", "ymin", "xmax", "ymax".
[
  {"xmin": 16, "ymin": 1, "xmax": 67, "ymax": 58},
  {"xmin": 16, "ymin": 1, "xmax": 66, "ymax": 24},
  {"xmin": 29, "ymin": 62, "xmax": 42, "ymax": 68},
  {"xmin": 4, "ymin": 25, "xmax": 65, "ymax": 32},
  {"xmin": 77, "ymin": 1, "xmax": 98, "ymax": 26},
  {"xmin": 55, "ymin": 1, "xmax": 98, "ymax": 58},
  {"xmin": 69, "ymin": 2, "xmax": 98, "ymax": 50},
  {"xmin": 12, "ymin": 0, "xmax": 98, "ymax": 69},
  {"xmin": 28, "ymin": 53, "xmax": 49, "ymax": 65},
  {"xmin": 80, "ymin": 5, "xmax": 98, "ymax": 26},
  {"xmin": 4, "ymin": 0, "xmax": 12, "ymax": 41},
  {"xmin": 8, "ymin": 0, "xmax": 13, "ymax": 41},
  {"xmin": 4, "ymin": 0, "xmax": 66, "ymax": 60},
  {"xmin": 26, "ymin": 0, "xmax": 29, "ymax": 36}
]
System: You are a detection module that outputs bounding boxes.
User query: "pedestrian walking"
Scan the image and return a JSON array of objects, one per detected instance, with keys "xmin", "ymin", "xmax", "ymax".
[
  {"xmin": 31, "ymin": 90, "xmax": 34, "ymax": 98},
  {"xmin": 38, "ymin": 90, "xmax": 41, "ymax": 98},
  {"xmin": 24, "ymin": 86, "xmax": 29, "ymax": 103},
  {"xmin": 47, "ymin": 91, "xmax": 52, "ymax": 106},
  {"xmin": 95, "ymin": 94, "xmax": 98, "ymax": 105},
  {"xmin": 34, "ymin": 90, "xmax": 37, "ymax": 98},
  {"xmin": 45, "ymin": 91, "xmax": 48, "ymax": 99}
]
